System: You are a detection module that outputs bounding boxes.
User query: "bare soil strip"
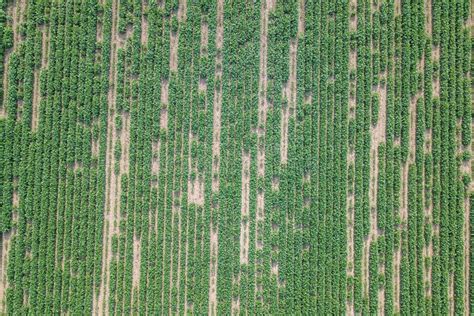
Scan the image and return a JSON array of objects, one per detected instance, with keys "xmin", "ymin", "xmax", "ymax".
[
  {"xmin": 188, "ymin": 132, "xmax": 204, "ymax": 206},
  {"xmin": 432, "ymin": 46, "xmax": 440, "ymax": 99},
  {"xmin": 141, "ymin": 1, "xmax": 148, "ymax": 46},
  {"xmin": 161, "ymin": 79, "xmax": 169, "ymax": 128},
  {"xmin": 240, "ymin": 151, "xmax": 251, "ymax": 265},
  {"xmin": 394, "ymin": 0, "xmax": 401, "ymax": 16},
  {"xmin": 0, "ymin": 230, "xmax": 14, "ymax": 314},
  {"xmin": 394, "ymin": 91, "xmax": 420, "ymax": 313},
  {"xmin": 96, "ymin": 19, "xmax": 104, "ymax": 44},
  {"xmin": 170, "ymin": 31, "xmax": 178, "ymax": 73},
  {"xmin": 2, "ymin": 0, "xmax": 25, "ymax": 116},
  {"xmin": 366, "ymin": 79, "xmax": 387, "ymax": 310},
  {"xmin": 131, "ymin": 235, "xmax": 142, "ymax": 299},
  {"xmin": 463, "ymin": 186, "xmax": 471, "ymax": 315},
  {"xmin": 460, "ymin": 138, "xmax": 472, "ymax": 315},
  {"xmin": 208, "ymin": 0, "xmax": 224, "ymax": 313},
  {"xmin": 151, "ymin": 141, "xmax": 161, "ymax": 177},
  {"xmin": 425, "ymin": 0, "xmax": 432, "ymax": 36},
  {"xmin": 184, "ymin": 18, "xmax": 209, "ymax": 313},
  {"xmin": 253, "ymin": 0, "xmax": 273, "ymax": 305},
  {"xmin": 31, "ymin": 71, "xmax": 40, "ymax": 130},
  {"xmin": 188, "ymin": 176, "xmax": 204, "ymax": 206},
  {"xmin": 393, "ymin": 246, "xmax": 401, "ymax": 313},
  {"xmin": 346, "ymin": 1, "xmax": 357, "ymax": 313},
  {"xmin": 31, "ymin": 24, "xmax": 49, "ymax": 131},
  {"xmin": 40, "ymin": 24, "xmax": 50, "ymax": 69},
  {"xmin": 280, "ymin": 38, "xmax": 297, "ymax": 165},
  {"xmin": 95, "ymin": 0, "xmax": 121, "ymax": 313}
]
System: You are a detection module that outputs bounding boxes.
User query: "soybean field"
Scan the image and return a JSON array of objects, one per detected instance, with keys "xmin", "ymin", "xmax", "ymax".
[{"xmin": 0, "ymin": 0, "xmax": 472, "ymax": 314}]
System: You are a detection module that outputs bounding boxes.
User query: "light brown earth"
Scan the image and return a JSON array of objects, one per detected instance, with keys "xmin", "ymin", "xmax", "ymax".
[
  {"xmin": 423, "ymin": 123, "xmax": 433, "ymax": 299},
  {"xmin": 32, "ymin": 24, "xmax": 49, "ymax": 131},
  {"xmin": 208, "ymin": 0, "xmax": 224, "ymax": 313},
  {"xmin": 2, "ymin": 0, "xmax": 25, "ymax": 117},
  {"xmin": 280, "ymin": 38, "xmax": 297, "ymax": 165},
  {"xmin": 151, "ymin": 141, "xmax": 161, "ymax": 176},
  {"xmin": 464, "ymin": 189, "xmax": 471, "ymax": 315},
  {"xmin": 394, "ymin": 91, "xmax": 421, "ymax": 314},
  {"xmin": 158, "ymin": 33, "xmax": 172, "ymax": 312},
  {"xmin": 96, "ymin": 18, "xmax": 103, "ymax": 44},
  {"xmin": 431, "ymin": 46, "xmax": 440, "ymax": 98},
  {"xmin": 12, "ymin": 177, "xmax": 19, "ymax": 208},
  {"xmin": 346, "ymin": 1, "xmax": 357, "ymax": 313},
  {"xmin": 170, "ymin": 31, "xmax": 178, "ymax": 73},
  {"xmin": 394, "ymin": 0, "xmax": 401, "ymax": 16},
  {"xmin": 161, "ymin": 79, "xmax": 169, "ymax": 127},
  {"xmin": 346, "ymin": 155, "xmax": 355, "ymax": 316},
  {"xmin": 393, "ymin": 248, "xmax": 401, "ymax": 313},
  {"xmin": 460, "ymin": 140, "xmax": 472, "ymax": 314},
  {"xmin": 131, "ymin": 235, "xmax": 142, "ymax": 304},
  {"xmin": 209, "ymin": 227, "xmax": 219, "ymax": 316},
  {"xmin": 170, "ymin": 120, "xmax": 187, "ymax": 314},
  {"xmin": 95, "ymin": 0, "xmax": 122, "ymax": 314},
  {"xmin": 188, "ymin": 176, "xmax": 204, "ymax": 206},
  {"xmin": 184, "ymin": 19, "xmax": 209, "ymax": 314},
  {"xmin": 240, "ymin": 151, "xmax": 251, "ymax": 265},
  {"xmin": 0, "ymin": 230, "xmax": 14, "ymax": 314},
  {"xmin": 178, "ymin": 0, "xmax": 187, "ymax": 22},
  {"xmin": 298, "ymin": 0, "xmax": 305, "ymax": 36},
  {"xmin": 31, "ymin": 72, "xmax": 40, "ymax": 130},
  {"xmin": 140, "ymin": 1, "xmax": 148, "ymax": 46},
  {"xmin": 92, "ymin": 137, "xmax": 100, "ymax": 157},
  {"xmin": 120, "ymin": 112, "xmax": 131, "ymax": 173},
  {"xmin": 449, "ymin": 274, "xmax": 454, "ymax": 315},
  {"xmin": 425, "ymin": 0, "xmax": 432, "ymax": 35},
  {"xmin": 365, "ymin": 78, "xmax": 387, "ymax": 309}
]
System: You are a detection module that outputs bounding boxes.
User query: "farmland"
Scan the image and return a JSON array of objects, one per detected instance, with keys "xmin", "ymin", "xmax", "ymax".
[{"xmin": 0, "ymin": 0, "xmax": 472, "ymax": 314}]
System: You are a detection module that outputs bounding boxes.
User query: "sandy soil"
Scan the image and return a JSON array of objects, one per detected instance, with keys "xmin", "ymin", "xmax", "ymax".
[
  {"xmin": 349, "ymin": 0, "xmax": 357, "ymax": 31},
  {"xmin": 95, "ymin": 0, "xmax": 121, "ymax": 313},
  {"xmin": 141, "ymin": 1, "xmax": 148, "ymax": 46},
  {"xmin": 198, "ymin": 21, "xmax": 209, "ymax": 91},
  {"xmin": 178, "ymin": 0, "xmax": 187, "ymax": 22},
  {"xmin": 96, "ymin": 19, "xmax": 103, "ymax": 44},
  {"xmin": 346, "ymin": 153, "xmax": 355, "ymax": 316},
  {"xmin": 425, "ymin": 0, "xmax": 433, "ymax": 33},
  {"xmin": 2, "ymin": 0, "xmax": 24, "ymax": 116},
  {"xmin": 40, "ymin": 23, "xmax": 49, "ymax": 68},
  {"xmin": 151, "ymin": 141, "xmax": 160, "ymax": 175},
  {"xmin": 208, "ymin": 227, "xmax": 219, "ymax": 316},
  {"xmin": 188, "ymin": 176, "xmax": 204, "ymax": 206},
  {"xmin": 393, "ymin": 248, "xmax": 401, "ymax": 313},
  {"xmin": 240, "ymin": 151, "xmax": 251, "ymax": 265},
  {"xmin": 463, "ymin": 193, "xmax": 470, "ymax": 315},
  {"xmin": 131, "ymin": 235, "xmax": 142, "ymax": 303},
  {"xmin": 281, "ymin": 38, "xmax": 297, "ymax": 165},
  {"xmin": 12, "ymin": 180, "xmax": 19, "ymax": 208},
  {"xmin": 346, "ymin": 1, "xmax": 357, "ymax": 312},
  {"xmin": 364, "ymin": 79, "xmax": 387, "ymax": 304},
  {"xmin": 160, "ymin": 80, "xmax": 169, "ymax": 116},
  {"xmin": 208, "ymin": 0, "xmax": 224, "ymax": 313},
  {"xmin": 298, "ymin": 0, "xmax": 305, "ymax": 36},
  {"xmin": 170, "ymin": 31, "xmax": 178, "ymax": 73},
  {"xmin": 394, "ymin": 91, "xmax": 420, "ymax": 313},
  {"xmin": 31, "ymin": 25, "xmax": 49, "ymax": 131},
  {"xmin": 432, "ymin": 77, "xmax": 440, "ymax": 99},
  {"xmin": 31, "ymin": 71, "xmax": 40, "ymax": 131},
  {"xmin": 460, "ymin": 146, "xmax": 472, "ymax": 314},
  {"xmin": 395, "ymin": 0, "xmax": 401, "ymax": 16},
  {"xmin": 255, "ymin": 0, "xmax": 271, "ymax": 250},
  {"xmin": 431, "ymin": 44, "xmax": 440, "ymax": 102},
  {"xmin": 0, "ymin": 230, "xmax": 14, "ymax": 314}
]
